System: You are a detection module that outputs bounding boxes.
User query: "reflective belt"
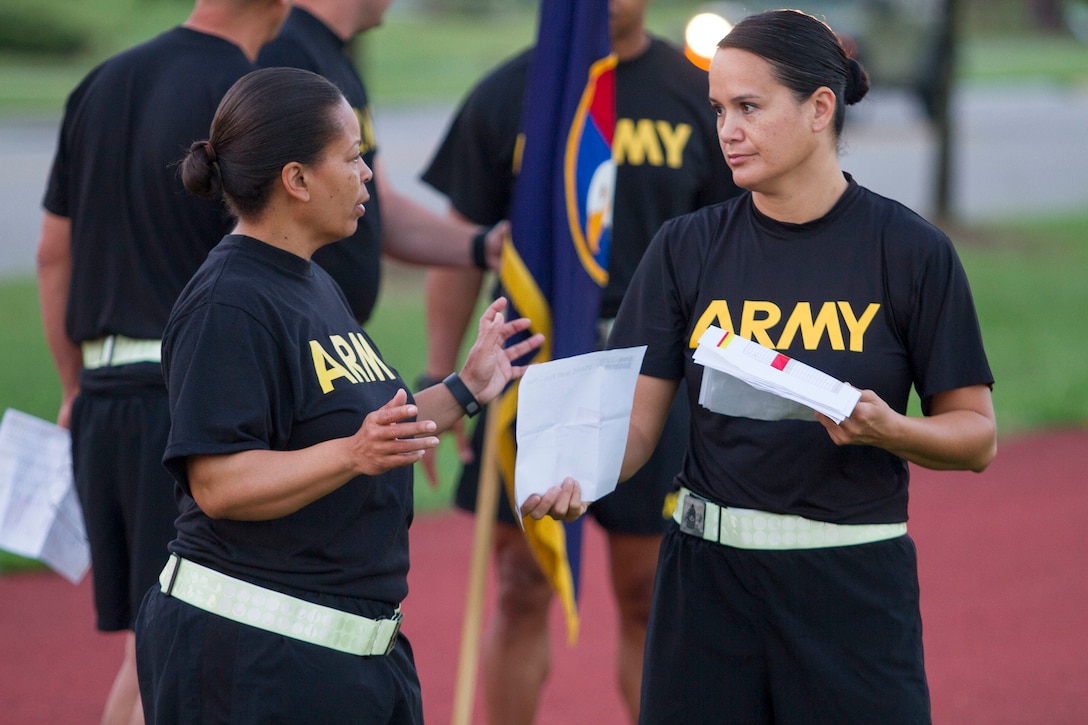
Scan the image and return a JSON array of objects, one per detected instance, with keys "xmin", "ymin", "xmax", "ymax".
[
  {"xmin": 672, "ymin": 487, "xmax": 907, "ymax": 550},
  {"xmin": 82, "ymin": 335, "xmax": 161, "ymax": 369},
  {"xmin": 158, "ymin": 555, "xmax": 402, "ymax": 656}
]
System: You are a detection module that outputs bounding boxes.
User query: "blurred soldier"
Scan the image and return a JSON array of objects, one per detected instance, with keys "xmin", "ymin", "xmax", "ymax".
[
  {"xmin": 418, "ymin": 1, "xmax": 739, "ymax": 721},
  {"xmin": 37, "ymin": 2, "xmax": 291, "ymax": 722}
]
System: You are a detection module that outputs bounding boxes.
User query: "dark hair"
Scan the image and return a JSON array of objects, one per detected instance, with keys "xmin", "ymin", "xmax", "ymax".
[
  {"xmin": 718, "ymin": 9, "xmax": 869, "ymax": 137},
  {"xmin": 181, "ymin": 67, "xmax": 346, "ymax": 218}
]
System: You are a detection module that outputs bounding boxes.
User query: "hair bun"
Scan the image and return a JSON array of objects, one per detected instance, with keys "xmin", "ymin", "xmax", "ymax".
[
  {"xmin": 181, "ymin": 139, "xmax": 221, "ymax": 197},
  {"xmin": 845, "ymin": 57, "xmax": 870, "ymax": 105}
]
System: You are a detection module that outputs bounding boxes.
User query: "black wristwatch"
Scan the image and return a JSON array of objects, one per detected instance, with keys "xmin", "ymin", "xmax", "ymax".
[
  {"xmin": 471, "ymin": 227, "xmax": 490, "ymax": 270},
  {"xmin": 443, "ymin": 373, "xmax": 482, "ymax": 417}
]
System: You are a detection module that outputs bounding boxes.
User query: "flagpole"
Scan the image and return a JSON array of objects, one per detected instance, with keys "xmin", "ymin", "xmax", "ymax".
[{"xmin": 451, "ymin": 399, "xmax": 503, "ymax": 725}]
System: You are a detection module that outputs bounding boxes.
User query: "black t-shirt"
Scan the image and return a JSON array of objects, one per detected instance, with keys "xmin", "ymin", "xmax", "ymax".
[
  {"xmin": 422, "ymin": 38, "xmax": 740, "ymax": 317},
  {"xmin": 610, "ymin": 177, "xmax": 994, "ymax": 524},
  {"xmin": 43, "ymin": 27, "xmax": 254, "ymax": 348},
  {"xmin": 259, "ymin": 7, "xmax": 383, "ymax": 324},
  {"xmin": 162, "ymin": 235, "xmax": 412, "ymax": 604}
]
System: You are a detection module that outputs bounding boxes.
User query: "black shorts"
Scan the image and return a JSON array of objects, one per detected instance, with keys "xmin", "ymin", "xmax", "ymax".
[
  {"xmin": 70, "ymin": 379, "xmax": 179, "ymax": 631},
  {"xmin": 640, "ymin": 526, "xmax": 930, "ymax": 724},
  {"xmin": 454, "ymin": 381, "xmax": 689, "ymax": 535},
  {"xmin": 136, "ymin": 586, "xmax": 423, "ymax": 724}
]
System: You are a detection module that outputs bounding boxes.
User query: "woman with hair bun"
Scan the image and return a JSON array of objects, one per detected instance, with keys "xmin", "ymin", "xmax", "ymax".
[
  {"xmin": 135, "ymin": 66, "xmax": 542, "ymax": 724},
  {"xmin": 522, "ymin": 10, "xmax": 995, "ymax": 722}
]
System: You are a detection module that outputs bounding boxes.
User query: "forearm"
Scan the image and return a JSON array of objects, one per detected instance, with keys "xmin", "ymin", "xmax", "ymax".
[
  {"xmin": 423, "ymin": 266, "xmax": 485, "ymax": 377},
  {"xmin": 619, "ymin": 375, "xmax": 679, "ymax": 481},
  {"xmin": 374, "ymin": 155, "xmax": 478, "ymax": 267},
  {"xmin": 188, "ymin": 440, "xmax": 362, "ymax": 521},
  {"xmin": 381, "ymin": 190, "xmax": 479, "ymax": 265},
  {"xmin": 413, "ymin": 382, "xmax": 476, "ymax": 434},
  {"xmin": 880, "ymin": 408, "xmax": 997, "ymax": 472},
  {"xmin": 823, "ymin": 385, "xmax": 997, "ymax": 472},
  {"xmin": 35, "ymin": 213, "xmax": 81, "ymax": 409}
]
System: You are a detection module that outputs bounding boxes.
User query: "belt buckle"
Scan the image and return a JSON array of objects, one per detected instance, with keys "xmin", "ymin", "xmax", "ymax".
[
  {"xmin": 678, "ymin": 493, "xmax": 706, "ymax": 537},
  {"xmin": 382, "ymin": 612, "xmax": 403, "ymax": 656}
]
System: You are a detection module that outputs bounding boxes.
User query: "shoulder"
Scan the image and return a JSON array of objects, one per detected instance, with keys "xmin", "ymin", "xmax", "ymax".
[
  {"xmin": 447, "ymin": 49, "xmax": 531, "ymax": 135},
  {"xmin": 654, "ymin": 197, "xmax": 747, "ymax": 259},
  {"xmin": 850, "ymin": 183, "xmax": 952, "ymax": 253},
  {"xmin": 617, "ymin": 37, "xmax": 713, "ymax": 120},
  {"xmin": 623, "ymin": 37, "xmax": 706, "ymax": 88},
  {"xmin": 663, "ymin": 195, "xmax": 745, "ymax": 234},
  {"xmin": 846, "ymin": 183, "xmax": 966, "ymax": 290},
  {"xmin": 462, "ymin": 49, "xmax": 532, "ymax": 109},
  {"xmin": 259, "ymin": 10, "xmax": 328, "ymax": 70}
]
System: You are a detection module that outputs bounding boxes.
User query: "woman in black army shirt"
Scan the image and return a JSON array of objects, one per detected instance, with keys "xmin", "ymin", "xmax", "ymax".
[
  {"xmin": 135, "ymin": 67, "xmax": 542, "ymax": 724},
  {"xmin": 523, "ymin": 10, "xmax": 996, "ymax": 724}
]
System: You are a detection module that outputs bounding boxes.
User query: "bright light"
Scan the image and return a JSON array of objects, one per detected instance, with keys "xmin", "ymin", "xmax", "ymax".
[{"xmin": 684, "ymin": 12, "xmax": 733, "ymax": 71}]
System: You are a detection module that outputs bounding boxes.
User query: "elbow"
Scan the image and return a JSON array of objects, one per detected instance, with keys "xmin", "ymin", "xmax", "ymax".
[
  {"xmin": 188, "ymin": 467, "xmax": 235, "ymax": 520},
  {"xmin": 191, "ymin": 486, "xmax": 230, "ymax": 520},
  {"xmin": 970, "ymin": 437, "xmax": 998, "ymax": 473},
  {"xmin": 968, "ymin": 421, "xmax": 999, "ymax": 473},
  {"xmin": 36, "ymin": 240, "xmax": 64, "ymax": 274}
]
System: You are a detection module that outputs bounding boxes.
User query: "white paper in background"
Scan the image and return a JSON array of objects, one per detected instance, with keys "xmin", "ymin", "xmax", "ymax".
[
  {"xmin": 515, "ymin": 346, "xmax": 646, "ymax": 513},
  {"xmin": 0, "ymin": 409, "xmax": 90, "ymax": 583}
]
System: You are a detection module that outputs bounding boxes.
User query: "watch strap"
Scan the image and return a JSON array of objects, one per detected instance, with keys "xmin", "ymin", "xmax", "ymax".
[{"xmin": 443, "ymin": 373, "xmax": 482, "ymax": 417}]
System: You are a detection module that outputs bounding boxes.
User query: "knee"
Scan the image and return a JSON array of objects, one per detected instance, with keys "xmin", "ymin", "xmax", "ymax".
[
  {"xmin": 493, "ymin": 535, "xmax": 552, "ymax": 622},
  {"xmin": 613, "ymin": 570, "xmax": 655, "ymax": 625}
]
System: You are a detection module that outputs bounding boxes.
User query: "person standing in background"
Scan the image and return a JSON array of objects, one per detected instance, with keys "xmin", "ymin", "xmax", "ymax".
[
  {"xmin": 418, "ymin": 1, "xmax": 739, "ymax": 721},
  {"xmin": 35, "ymin": 2, "xmax": 292, "ymax": 723},
  {"xmin": 259, "ymin": 0, "xmax": 505, "ymax": 325}
]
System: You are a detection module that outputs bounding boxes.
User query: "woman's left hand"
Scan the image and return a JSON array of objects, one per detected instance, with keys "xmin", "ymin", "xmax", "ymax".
[
  {"xmin": 815, "ymin": 388, "xmax": 895, "ymax": 447},
  {"xmin": 816, "ymin": 384, "xmax": 997, "ymax": 472},
  {"xmin": 520, "ymin": 478, "xmax": 588, "ymax": 522},
  {"xmin": 459, "ymin": 297, "xmax": 545, "ymax": 405}
]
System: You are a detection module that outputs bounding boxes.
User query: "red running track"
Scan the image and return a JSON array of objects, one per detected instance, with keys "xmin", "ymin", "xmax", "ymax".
[{"xmin": 1, "ymin": 429, "xmax": 1086, "ymax": 724}]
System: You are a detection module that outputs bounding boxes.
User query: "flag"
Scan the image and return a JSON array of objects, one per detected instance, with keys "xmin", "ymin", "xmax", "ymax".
[{"xmin": 493, "ymin": 0, "xmax": 616, "ymax": 644}]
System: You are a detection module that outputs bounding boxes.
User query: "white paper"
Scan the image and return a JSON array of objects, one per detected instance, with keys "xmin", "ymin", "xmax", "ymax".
[
  {"xmin": 0, "ymin": 409, "xmax": 90, "ymax": 583},
  {"xmin": 693, "ymin": 326, "xmax": 861, "ymax": 424},
  {"xmin": 514, "ymin": 347, "xmax": 646, "ymax": 513}
]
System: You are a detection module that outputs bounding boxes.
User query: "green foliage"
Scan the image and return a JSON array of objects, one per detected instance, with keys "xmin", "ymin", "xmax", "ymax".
[
  {"xmin": 961, "ymin": 35, "xmax": 1088, "ymax": 84},
  {"xmin": 0, "ymin": 4, "xmax": 90, "ymax": 56},
  {"xmin": 0, "ymin": 279, "xmax": 57, "ymax": 422},
  {"xmin": 954, "ymin": 216, "xmax": 1088, "ymax": 434},
  {"xmin": 359, "ymin": 11, "xmax": 536, "ymax": 105}
]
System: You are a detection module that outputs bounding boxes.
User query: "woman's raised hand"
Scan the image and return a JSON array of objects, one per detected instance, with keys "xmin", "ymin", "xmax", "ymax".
[{"xmin": 459, "ymin": 297, "xmax": 545, "ymax": 405}]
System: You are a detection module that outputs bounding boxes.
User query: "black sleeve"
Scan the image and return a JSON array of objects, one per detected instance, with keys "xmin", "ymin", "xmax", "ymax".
[
  {"xmin": 608, "ymin": 212, "xmax": 712, "ymax": 381},
  {"xmin": 163, "ymin": 303, "xmax": 288, "ymax": 493},
  {"xmin": 904, "ymin": 232, "xmax": 993, "ymax": 407},
  {"xmin": 420, "ymin": 53, "xmax": 529, "ymax": 225}
]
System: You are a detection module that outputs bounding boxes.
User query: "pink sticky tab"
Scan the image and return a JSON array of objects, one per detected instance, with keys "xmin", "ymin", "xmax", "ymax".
[{"xmin": 771, "ymin": 354, "xmax": 789, "ymax": 371}]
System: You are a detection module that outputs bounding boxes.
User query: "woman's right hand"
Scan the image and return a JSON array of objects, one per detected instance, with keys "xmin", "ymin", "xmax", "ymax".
[
  {"xmin": 349, "ymin": 388, "xmax": 440, "ymax": 476},
  {"xmin": 519, "ymin": 477, "xmax": 588, "ymax": 522}
]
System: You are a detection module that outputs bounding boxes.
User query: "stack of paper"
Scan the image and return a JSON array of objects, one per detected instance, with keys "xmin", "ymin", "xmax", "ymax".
[
  {"xmin": 692, "ymin": 326, "xmax": 860, "ymax": 424},
  {"xmin": 0, "ymin": 409, "xmax": 90, "ymax": 583}
]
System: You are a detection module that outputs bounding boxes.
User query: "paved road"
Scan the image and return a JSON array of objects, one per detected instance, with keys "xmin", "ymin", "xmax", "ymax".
[{"xmin": 3, "ymin": 85, "xmax": 1087, "ymax": 280}]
